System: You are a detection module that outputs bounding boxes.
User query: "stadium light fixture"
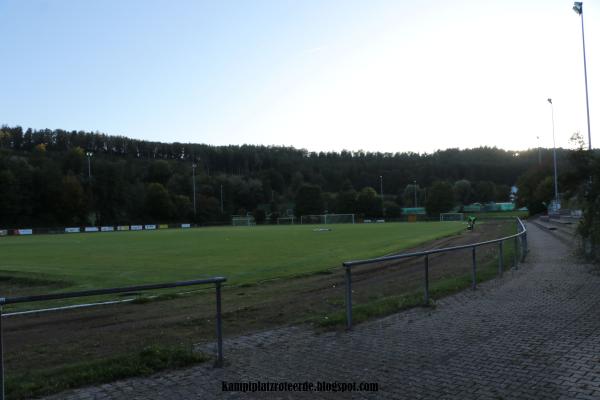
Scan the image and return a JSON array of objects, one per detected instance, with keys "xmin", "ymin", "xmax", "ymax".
[
  {"xmin": 547, "ymin": 98, "xmax": 560, "ymax": 212},
  {"xmin": 573, "ymin": 2, "xmax": 591, "ymax": 150},
  {"xmin": 85, "ymin": 152, "xmax": 93, "ymax": 178}
]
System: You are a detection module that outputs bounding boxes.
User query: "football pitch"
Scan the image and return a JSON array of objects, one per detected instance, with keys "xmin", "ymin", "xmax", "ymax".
[{"xmin": 0, "ymin": 222, "xmax": 465, "ymax": 293}]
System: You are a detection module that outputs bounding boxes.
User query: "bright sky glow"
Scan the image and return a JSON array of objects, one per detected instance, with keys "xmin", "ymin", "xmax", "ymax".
[{"xmin": 0, "ymin": 0, "xmax": 597, "ymax": 153}]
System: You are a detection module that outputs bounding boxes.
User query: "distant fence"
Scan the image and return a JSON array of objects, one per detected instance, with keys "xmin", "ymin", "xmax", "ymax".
[
  {"xmin": 0, "ymin": 220, "xmax": 242, "ymax": 237},
  {"xmin": 0, "ymin": 223, "xmax": 194, "ymax": 237},
  {"xmin": 0, "ymin": 277, "xmax": 227, "ymax": 400},
  {"xmin": 342, "ymin": 218, "xmax": 528, "ymax": 329}
]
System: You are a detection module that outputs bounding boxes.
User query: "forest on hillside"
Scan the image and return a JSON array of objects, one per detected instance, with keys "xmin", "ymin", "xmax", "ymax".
[{"xmin": 0, "ymin": 126, "xmax": 577, "ymax": 228}]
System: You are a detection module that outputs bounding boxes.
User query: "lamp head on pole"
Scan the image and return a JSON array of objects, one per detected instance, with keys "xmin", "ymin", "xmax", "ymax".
[
  {"xmin": 547, "ymin": 98, "xmax": 552, "ymax": 104},
  {"xmin": 573, "ymin": 2, "xmax": 582, "ymax": 15}
]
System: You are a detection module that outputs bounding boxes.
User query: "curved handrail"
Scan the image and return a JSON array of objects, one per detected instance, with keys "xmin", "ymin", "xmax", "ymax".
[
  {"xmin": 344, "ymin": 218, "xmax": 527, "ymax": 268},
  {"xmin": 343, "ymin": 218, "xmax": 528, "ymax": 329}
]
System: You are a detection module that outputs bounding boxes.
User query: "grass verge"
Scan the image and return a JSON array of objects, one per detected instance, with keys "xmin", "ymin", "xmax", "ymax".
[
  {"xmin": 314, "ymin": 236, "xmax": 518, "ymax": 329},
  {"xmin": 6, "ymin": 346, "xmax": 208, "ymax": 400}
]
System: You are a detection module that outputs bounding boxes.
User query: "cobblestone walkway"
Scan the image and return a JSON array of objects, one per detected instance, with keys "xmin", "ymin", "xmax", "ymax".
[{"xmin": 46, "ymin": 223, "xmax": 600, "ymax": 399}]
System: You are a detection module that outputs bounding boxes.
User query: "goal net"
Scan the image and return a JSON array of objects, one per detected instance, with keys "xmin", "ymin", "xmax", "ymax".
[
  {"xmin": 277, "ymin": 216, "xmax": 296, "ymax": 225},
  {"xmin": 300, "ymin": 214, "xmax": 355, "ymax": 224},
  {"xmin": 232, "ymin": 216, "xmax": 255, "ymax": 226},
  {"xmin": 440, "ymin": 213, "xmax": 464, "ymax": 222}
]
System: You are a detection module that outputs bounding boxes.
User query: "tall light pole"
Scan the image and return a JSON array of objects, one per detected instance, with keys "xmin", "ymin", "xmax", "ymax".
[
  {"xmin": 537, "ymin": 136, "xmax": 542, "ymax": 165},
  {"xmin": 85, "ymin": 152, "xmax": 93, "ymax": 178},
  {"xmin": 547, "ymin": 98, "xmax": 560, "ymax": 211},
  {"xmin": 573, "ymin": 2, "xmax": 592, "ymax": 150},
  {"xmin": 379, "ymin": 175, "xmax": 385, "ymax": 217},
  {"xmin": 192, "ymin": 163, "xmax": 197, "ymax": 216}
]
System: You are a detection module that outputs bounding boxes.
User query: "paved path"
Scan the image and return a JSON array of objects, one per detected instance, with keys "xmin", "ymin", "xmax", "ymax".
[{"xmin": 47, "ymin": 223, "xmax": 600, "ymax": 399}]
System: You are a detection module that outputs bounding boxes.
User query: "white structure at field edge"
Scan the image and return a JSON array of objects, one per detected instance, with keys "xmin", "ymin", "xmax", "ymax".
[
  {"xmin": 300, "ymin": 214, "xmax": 355, "ymax": 224},
  {"xmin": 232, "ymin": 216, "xmax": 255, "ymax": 226},
  {"xmin": 440, "ymin": 213, "xmax": 464, "ymax": 222}
]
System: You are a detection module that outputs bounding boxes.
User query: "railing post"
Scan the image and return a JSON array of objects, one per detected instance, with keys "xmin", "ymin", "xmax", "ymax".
[
  {"xmin": 498, "ymin": 241, "xmax": 504, "ymax": 276},
  {"xmin": 471, "ymin": 247, "xmax": 477, "ymax": 290},
  {"xmin": 424, "ymin": 255, "xmax": 429, "ymax": 305},
  {"xmin": 215, "ymin": 282, "xmax": 223, "ymax": 367},
  {"xmin": 345, "ymin": 265, "xmax": 353, "ymax": 330},
  {"xmin": 520, "ymin": 230, "xmax": 527, "ymax": 262},
  {"xmin": 514, "ymin": 236, "xmax": 519, "ymax": 270},
  {"xmin": 0, "ymin": 305, "xmax": 4, "ymax": 400}
]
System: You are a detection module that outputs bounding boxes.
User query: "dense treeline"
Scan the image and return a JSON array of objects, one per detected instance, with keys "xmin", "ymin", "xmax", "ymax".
[{"xmin": 0, "ymin": 126, "xmax": 574, "ymax": 227}]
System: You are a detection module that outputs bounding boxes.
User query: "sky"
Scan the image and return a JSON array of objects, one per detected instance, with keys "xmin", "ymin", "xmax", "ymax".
[{"xmin": 0, "ymin": 0, "xmax": 597, "ymax": 153}]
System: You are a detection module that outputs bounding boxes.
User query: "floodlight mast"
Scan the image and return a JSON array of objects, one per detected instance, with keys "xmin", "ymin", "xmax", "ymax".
[
  {"xmin": 85, "ymin": 152, "xmax": 93, "ymax": 178},
  {"xmin": 573, "ymin": 2, "xmax": 592, "ymax": 150},
  {"xmin": 547, "ymin": 98, "xmax": 559, "ymax": 211}
]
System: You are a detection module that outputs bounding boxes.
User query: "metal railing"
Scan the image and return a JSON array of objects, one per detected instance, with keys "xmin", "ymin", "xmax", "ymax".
[
  {"xmin": 343, "ymin": 218, "xmax": 527, "ymax": 329},
  {"xmin": 0, "ymin": 276, "xmax": 227, "ymax": 400}
]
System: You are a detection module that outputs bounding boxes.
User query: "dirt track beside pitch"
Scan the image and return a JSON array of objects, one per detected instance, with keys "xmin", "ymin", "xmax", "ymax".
[{"xmin": 3, "ymin": 220, "xmax": 511, "ymax": 377}]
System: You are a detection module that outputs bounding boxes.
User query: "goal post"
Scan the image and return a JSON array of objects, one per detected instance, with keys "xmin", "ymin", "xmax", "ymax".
[
  {"xmin": 300, "ymin": 215, "xmax": 324, "ymax": 225},
  {"xmin": 300, "ymin": 213, "xmax": 355, "ymax": 224},
  {"xmin": 440, "ymin": 213, "xmax": 464, "ymax": 222},
  {"xmin": 232, "ymin": 216, "xmax": 255, "ymax": 226}
]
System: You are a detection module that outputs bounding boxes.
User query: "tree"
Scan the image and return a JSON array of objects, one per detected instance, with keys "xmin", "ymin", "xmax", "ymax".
[
  {"xmin": 31, "ymin": 159, "xmax": 63, "ymax": 225},
  {"xmin": 62, "ymin": 147, "xmax": 85, "ymax": 175},
  {"xmin": 0, "ymin": 169, "xmax": 19, "ymax": 225},
  {"xmin": 356, "ymin": 187, "xmax": 381, "ymax": 218},
  {"xmin": 322, "ymin": 192, "xmax": 336, "ymax": 213},
  {"xmin": 145, "ymin": 183, "xmax": 173, "ymax": 221},
  {"xmin": 253, "ymin": 209, "xmax": 266, "ymax": 224},
  {"xmin": 495, "ymin": 184, "xmax": 511, "ymax": 202},
  {"xmin": 60, "ymin": 174, "xmax": 86, "ymax": 225},
  {"xmin": 384, "ymin": 200, "xmax": 402, "ymax": 218},
  {"xmin": 171, "ymin": 195, "xmax": 192, "ymax": 222},
  {"xmin": 575, "ymin": 154, "xmax": 600, "ymax": 258},
  {"xmin": 295, "ymin": 184, "xmax": 323, "ymax": 216},
  {"xmin": 402, "ymin": 184, "xmax": 425, "ymax": 207},
  {"xmin": 197, "ymin": 195, "xmax": 220, "ymax": 222},
  {"xmin": 473, "ymin": 181, "xmax": 497, "ymax": 203},
  {"xmin": 533, "ymin": 177, "xmax": 555, "ymax": 208},
  {"xmin": 147, "ymin": 160, "xmax": 172, "ymax": 185},
  {"xmin": 336, "ymin": 189, "xmax": 357, "ymax": 213},
  {"xmin": 0, "ymin": 124, "xmax": 579, "ymax": 227},
  {"xmin": 516, "ymin": 166, "xmax": 553, "ymax": 215},
  {"xmin": 425, "ymin": 181, "xmax": 455, "ymax": 217},
  {"xmin": 453, "ymin": 179, "xmax": 472, "ymax": 205}
]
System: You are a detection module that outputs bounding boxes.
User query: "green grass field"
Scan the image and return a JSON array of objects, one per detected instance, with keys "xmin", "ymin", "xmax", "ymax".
[{"xmin": 0, "ymin": 222, "xmax": 465, "ymax": 293}]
